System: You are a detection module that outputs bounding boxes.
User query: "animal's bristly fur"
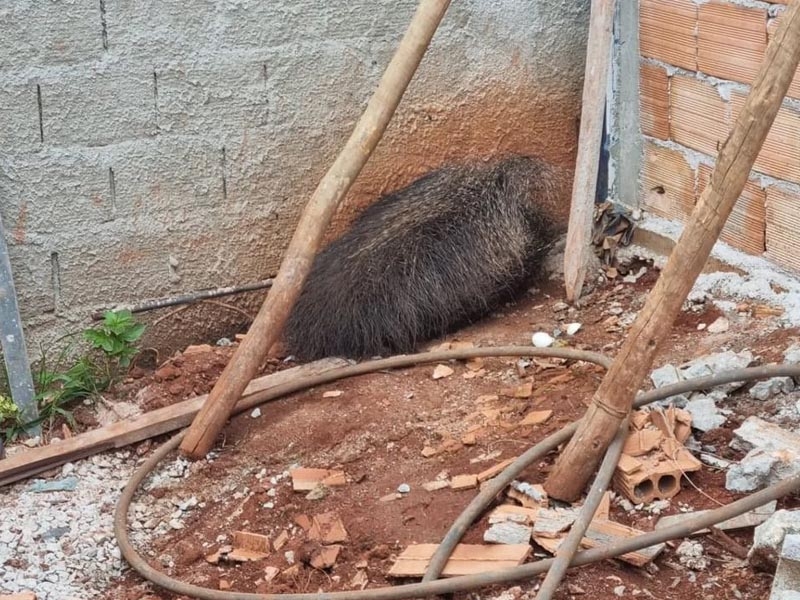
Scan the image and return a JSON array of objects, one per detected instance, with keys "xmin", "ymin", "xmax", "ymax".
[{"xmin": 282, "ymin": 155, "xmax": 562, "ymax": 361}]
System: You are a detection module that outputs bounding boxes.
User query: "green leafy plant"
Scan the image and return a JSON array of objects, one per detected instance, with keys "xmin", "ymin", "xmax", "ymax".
[
  {"xmin": 0, "ymin": 394, "xmax": 18, "ymax": 422},
  {"xmin": 1, "ymin": 310, "xmax": 145, "ymax": 441},
  {"xmin": 84, "ymin": 310, "xmax": 146, "ymax": 371}
]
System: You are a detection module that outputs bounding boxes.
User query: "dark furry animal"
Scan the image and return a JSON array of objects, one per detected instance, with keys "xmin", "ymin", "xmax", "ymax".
[{"xmin": 283, "ymin": 155, "xmax": 562, "ymax": 361}]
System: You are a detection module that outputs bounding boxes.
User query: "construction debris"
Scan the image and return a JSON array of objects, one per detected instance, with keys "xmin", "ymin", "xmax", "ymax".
[
  {"xmin": 232, "ymin": 530, "xmax": 271, "ymax": 553},
  {"xmin": 769, "ymin": 534, "xmax": 800, "ymax": 599},
  {"xmin": 518, "ymin": 410, "xmax": 552, "ymax": 426},
  {"xmin": 488, "ymin": 505, "xmax": 539, "ymax": 525},
  {"xmin": 483, "ymin": 521, "xmax": 533, "ymax": 545},
  {"xmin": 432, "ymin": 364, "xmax": 454, "ymax": 380},
  {"xmin": 726, "ymin": 418, "xmax": 800, "ymax": 492},
  {"xmin": 750, "ymin": 510, "xmax": 800, "ymax": 571},
  {"xmin": 507, "ymin": 481, "xmax": 548, "ymax": 508},
  {"xmin": 450, "ymin": 474, "xmax": 479, "ymax": 490},
  {"xmin": 388, "ymin": 543, "xmax": 531, "ymax": 578},
  {"xmin": 582, "ymin": 520, "xmax": 666, "ymax": 567},
  {"xmin": 749, "ymin": 377, "xmax": 795, "ymax": 401},
  {"xmin": 309, "ymin": 545, "xmax": 342, "ymax": 569},
  {"xmin": 477, "ymin": 457, "xmax": 517, "ymax": 482},
  {"xmin": 613, "ymin": 408, "xmax": 701, "ymax": 503},
  {"xmin": 422, "ymin": 480, "xmax": 450, "ymax": 492},
  {"xmin": 532, "ymin": 507, "xmax": 579, "ymax": 539},
  {"xmin": 308, "ymin": 513, "xmax": 348, "ymax": 544},
  {"xmin": 289, "ymin": 468, "xmax": 346, "ymax": 491},
  {"xmin": 649, "ymin": 350, "xmax": 754, "ymax": 408},
  {"xmin": 675, "ymin": 540, "xmax": 709, "ymax": 571}
]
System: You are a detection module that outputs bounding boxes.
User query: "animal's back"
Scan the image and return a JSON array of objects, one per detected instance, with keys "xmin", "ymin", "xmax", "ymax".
[{"xmin": 283, "ymin": 155, "xmax": 562, "ymax": 360}]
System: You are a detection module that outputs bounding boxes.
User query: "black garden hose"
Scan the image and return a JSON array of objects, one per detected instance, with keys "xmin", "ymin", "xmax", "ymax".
[{"xmin": 114, "ymin": 347, "xmax": 800, "ymax": 599}]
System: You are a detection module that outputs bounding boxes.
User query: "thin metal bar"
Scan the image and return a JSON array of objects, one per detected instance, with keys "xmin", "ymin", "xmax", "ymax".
[
  {"xmin": 90, "ymin": 278, "xmax": 274, "ymax": 321},
  {"xmin": 0, "ymin": 213, "xmax": 40, "ymax": 436}
]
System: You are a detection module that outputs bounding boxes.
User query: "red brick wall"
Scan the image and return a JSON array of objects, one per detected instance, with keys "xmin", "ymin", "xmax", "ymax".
[{"xmin": 638, "ymin": 0, "xmax": 800, "ymax": 272}]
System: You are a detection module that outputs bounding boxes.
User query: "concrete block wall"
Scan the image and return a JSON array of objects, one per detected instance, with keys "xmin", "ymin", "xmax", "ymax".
[
  {"xmin": 626, "ymin": 0, "xmax": 800, "ymax": 274},
  {"xmin": 1, "ymin": 0, "xmax": 590, "ymax": 354}
]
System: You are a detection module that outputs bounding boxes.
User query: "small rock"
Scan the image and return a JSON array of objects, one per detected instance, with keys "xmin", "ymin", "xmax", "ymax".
[
  {"xmin": 28, "ymin": 477, "xmax": 78, "ymax": 493},
  {"xmin": 216, "ymin": 337, "xmax": 233, "ymax": 346},
  {"xmin": 305, "ymin": 484, "xmax": 329, "ymax": 501},
  {"xmin": 397, "ymin": 483, "xmax": 411, "ymax": 494},
  {"xmin": 565, "ymin": 322, "xmax": 582, "ymax": 336},
  {"xmin": 685, "ymin": 396, "xmax": 726, "ymax": 432},
  {"xmin": 169, "ymin": 519, "xmax": 184, "ymax": 530},
  {"xmin": 432, "ymin": 364, "xmax": 454, "ymax": 380},
  {"xmin": 250, "ymin": 408, "xmax": 262, "ymax": 418},
  {"xmin": 645, "ymin": 499, "xmax": 671, "ymax": 515},
  {"xmin": 726, "ymin": 417, "xmax": 800, "ymax": 492},
  {"xmin": 676, "ymin": 540, "xmax": 709, "ymax": 570},
  {"xmin": 748, "ymin": 377, "xmax": 795, "ymax": 401},
  {"xmin": 422, "ymin": 480, "xmax": 449, "ymax": 492},
  {"xmin": 613, "ymin": 585, "xmax": 626, "ymax": 597},
  {"xmin": 706, "ymin": 316, "xmax": 730, "ymax": 334},
  {"xmin": 531, "ymin": 332, "xmax": 554, "ymax": 348},
  {"xmin": 552, "ymin": 301, "xmax": 569, "ymax": 312},
  {"xmin": 483, "ymin": 521, "xmax": 532, "ymax": 545},
  {"xmin": 749, "ymin": 509, "xmax": 800, "ymax": 571},
  {"xmin": 567, "ymin": 583, "xmax": 586, "ymax": 594},
  {"xmin": 285, "ymin": 550, "xmax": 295, "ymax": 565},
  {"xmin": 322, "ymin": 390, "xmax": 343, "ymax": 398}
]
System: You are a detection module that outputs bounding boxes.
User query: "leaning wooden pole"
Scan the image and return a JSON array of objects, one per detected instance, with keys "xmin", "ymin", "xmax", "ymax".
[
  {"xmin": 545, "ymin": 0, "xmax": 800, "ymax": 502},
  {"xmin": 564, "ymin": 0, "xmax": 616, "ymax": 303},
  {"xmin": 180, "ymin": 0, "xmax": 451, "ymax": 459}
]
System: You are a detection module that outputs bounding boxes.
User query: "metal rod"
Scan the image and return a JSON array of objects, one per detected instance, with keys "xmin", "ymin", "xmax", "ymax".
[
  {"xmin": 89, "ymin": 278, "xmax": 274, "ymax": 320},
  {"xmin": 0, "ymin": 213, "xmax": 40, "ymax": 436}
]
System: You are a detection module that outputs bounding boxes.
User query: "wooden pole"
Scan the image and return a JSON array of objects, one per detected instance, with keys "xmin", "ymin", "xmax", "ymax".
[
  {"xmin": 545, "ymin": 0, "xmax": 800, "ymax": 502},
  {"xmin": 563, "ymin": 0, "xmax": 616, "ymax": 303},
  {"xmin": 179, "ymin": 0, "xmax": 451, "ymax": 459}
]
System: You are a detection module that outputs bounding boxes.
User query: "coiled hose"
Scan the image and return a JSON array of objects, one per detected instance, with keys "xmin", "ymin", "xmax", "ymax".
[{"xmin": 114, "ymin": 346, "xmax": 800, "ymax": 599}]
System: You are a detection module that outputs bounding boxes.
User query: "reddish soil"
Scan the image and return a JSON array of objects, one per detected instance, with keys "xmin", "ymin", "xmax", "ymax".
[{"xmin": 84, "ymin": 264, "xmax": 799, "ymax": 600}]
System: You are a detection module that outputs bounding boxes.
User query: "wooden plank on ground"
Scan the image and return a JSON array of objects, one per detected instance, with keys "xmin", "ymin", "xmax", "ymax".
[
  {"xmin": 388, "ymin": 543, "xmax": 530, "ymax": 578},
  {"xmin": 0, "ymin": 358, "xmax": 348, "ymax": 488}
]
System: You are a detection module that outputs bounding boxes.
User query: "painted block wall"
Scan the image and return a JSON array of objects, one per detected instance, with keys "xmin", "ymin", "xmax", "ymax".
[
  {"xmin": 0, "ymin": 1, "xmax": 590, "ymax": 353},
  {"xmin": 621, "ymin": 0, "xmax": 800, "ymax": 274}
]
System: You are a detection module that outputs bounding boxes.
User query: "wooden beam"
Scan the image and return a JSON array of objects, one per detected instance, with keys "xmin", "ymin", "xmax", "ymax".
[
  {"xmin": 0, "ymin": 358, "xmax": 347, "ymax": 488},
  {"xmin": 545, "ymin": 0, "xmax": 800, "ymax": 502},
  {"xmin": 564, "ymin": 0, "xmax": 616, "ymax": 302},
  {"xmin": 179, "ymin": 0, "xmax": 452, "ymax": 459}
]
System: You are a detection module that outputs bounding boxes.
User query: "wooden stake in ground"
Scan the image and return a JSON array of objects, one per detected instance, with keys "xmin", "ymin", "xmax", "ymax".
[
  {"xmin": 546, "ymin": 1, "xmax": 800, "ymax": 502},
  {"xmin": 179, "ymin": 0, "xmax": 452, "ymax": 459},
  {"xmin": 563, "ymin": 0, "xmax": 616, "ymax": 303}
]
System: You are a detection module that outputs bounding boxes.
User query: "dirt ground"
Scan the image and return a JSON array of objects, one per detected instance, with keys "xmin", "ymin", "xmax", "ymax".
[{"xmin": 66, "ymin": 261, "xmax": 800, "ymax": 600}]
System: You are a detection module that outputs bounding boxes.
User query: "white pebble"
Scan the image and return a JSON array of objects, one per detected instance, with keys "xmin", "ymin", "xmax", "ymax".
[
  {"xmin": 397, "ymin": 483, "xmax": 411, "ymax": 494},
  {"xmin": 531, "ymin": 332, "xmax": 555, "ymax": 348},
  {"xmin": 565, "ymin": 322, "xmax": 582, "ymax": 336},
  {"xmin": 250, "ymin": 407, "xmax": 262, "ymax": 418}
]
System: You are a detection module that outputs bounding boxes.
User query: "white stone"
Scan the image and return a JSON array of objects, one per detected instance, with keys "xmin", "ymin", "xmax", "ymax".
[
  {"xmin": 531, "ymin": 332, "xmax": 554, "ymax": 348},
  {"xmin": 706, "ymin": 316, "xmax": 730, "ymax": 333},
  {"xmin": 685, "ymin": 396, "xmax": 726, "ymax": 432}
]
